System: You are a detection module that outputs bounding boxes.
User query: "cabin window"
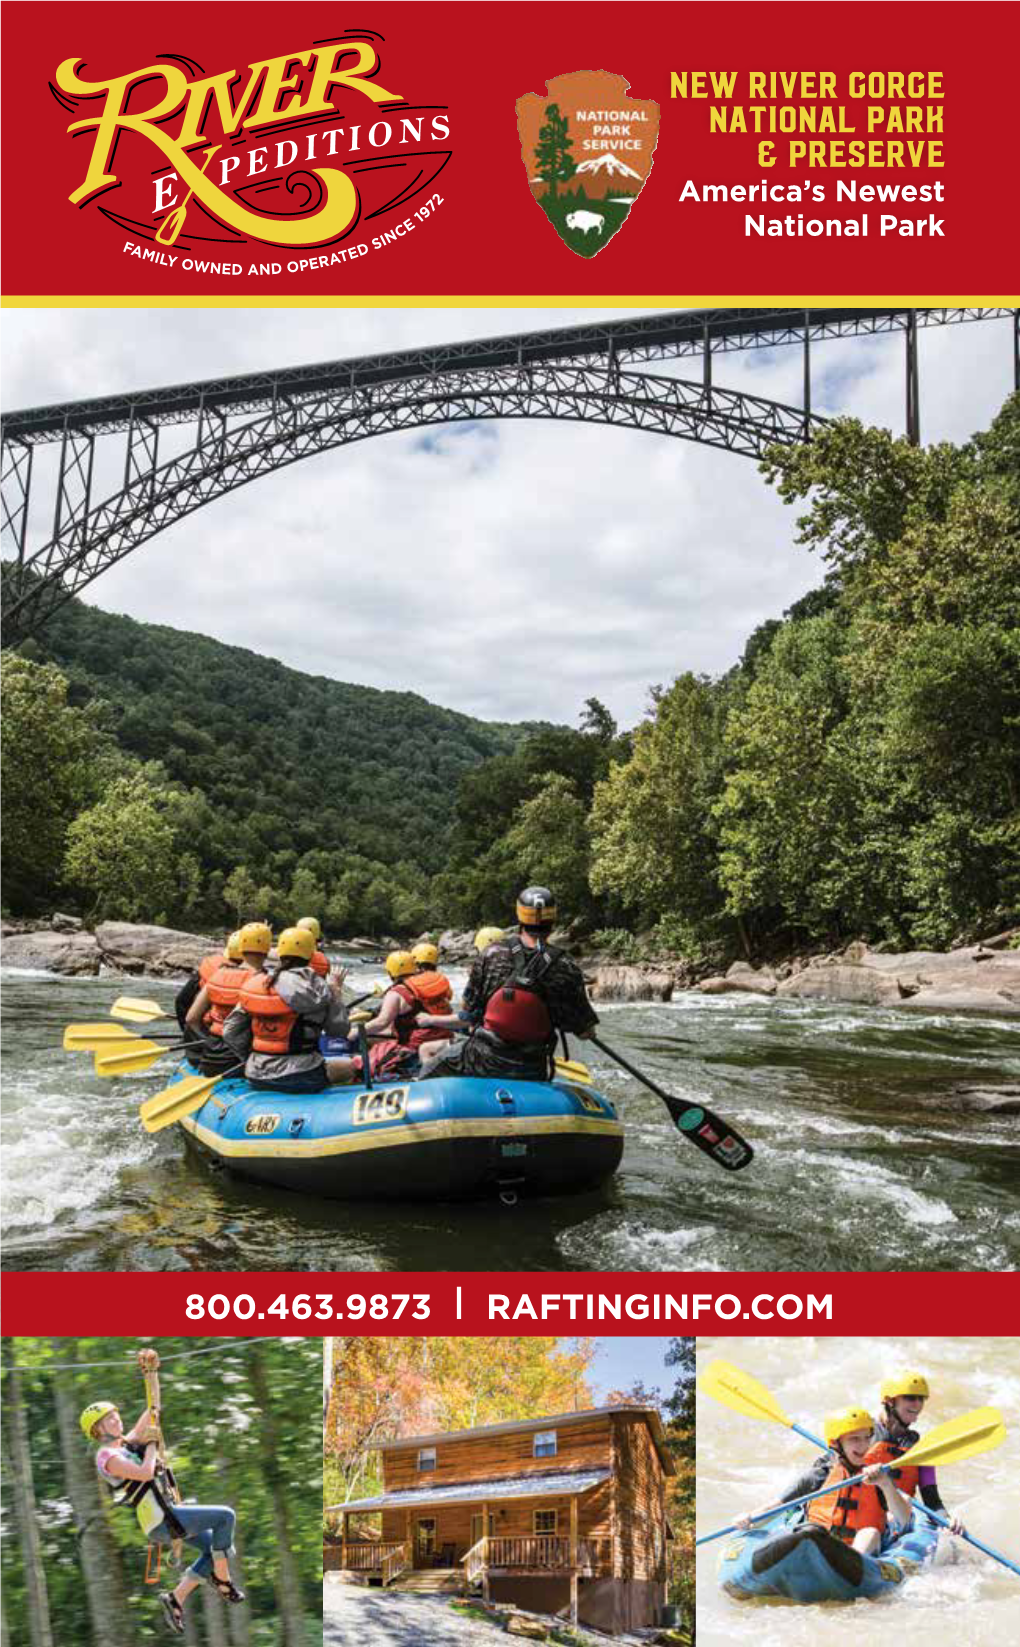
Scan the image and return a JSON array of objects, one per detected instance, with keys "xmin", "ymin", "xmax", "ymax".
[
  {"xmin": 533, "ymin": 1430, "xmax": 557, "ymax": 1458},
  {"xmin": 533, "ymin": 1509, "xmax": 558, "ymax": 1534},
  {"xmin": 417, "ymin": 1447, "xmax": 436, "ymax": 1472}
]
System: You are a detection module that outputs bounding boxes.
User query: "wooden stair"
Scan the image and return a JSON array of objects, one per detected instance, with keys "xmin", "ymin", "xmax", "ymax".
[{"xmin": 388, "ymin": 1568, "xmax": 464, "ymax": 1594}]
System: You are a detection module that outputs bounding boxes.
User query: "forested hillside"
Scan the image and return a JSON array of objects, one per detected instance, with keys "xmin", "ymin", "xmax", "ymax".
[{"xmin": 3, "ymin": 598, "xmax": 540, "ymax": 931}]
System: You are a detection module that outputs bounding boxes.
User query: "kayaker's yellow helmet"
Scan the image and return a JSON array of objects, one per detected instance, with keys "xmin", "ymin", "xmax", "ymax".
[
  {"xmin": 880, "ymin": 1371, "xmax": 929, "ymax": 1402},
  {"xmin": 80, "ymin": 1400, "xmax": 117, "ymax": 1439},
  {"xmin": 297, "ymin": 916, "xmax": 322, "ymax": 942},
  {"xmin": 278, "ymin": 926, "xmax": 316, "ymax": 961},
  {"xmin": 824, "ymin": 1406, "xmax": 875, "ymax": 1447},
  {"xmin": 474, "ymin": 926, "xmax": 504, "ymax": 951},
  {"xmin": 385, "ymin": 950, "xmax": 417, "ymax": 980},
  {"xmin": 411, "ymin": 942, "xmax": 439, "ymax": 966},
  {"xmin": 238, "ymin": 921, "xmax": 272, "ymax": 955},
  {"xmin": 225, "ymin": 930, "xmax": 244, "ymax": 961}
]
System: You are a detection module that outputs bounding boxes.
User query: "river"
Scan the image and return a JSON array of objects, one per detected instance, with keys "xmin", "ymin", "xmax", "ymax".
[
  {"xmin": 2, "ymin": 961, "xmax": 1018, "ymax": 1272},
  {"xmin": 696, "ymin": 1335, "xmax": 1020, "ymax": 1645}
]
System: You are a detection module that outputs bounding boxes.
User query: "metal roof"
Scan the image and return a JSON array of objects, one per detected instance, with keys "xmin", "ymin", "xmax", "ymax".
[
  {"xmin": 329, "ymin": 1467, "xmax": 612, "ymax": 1516},
  {"xmin": 376, "ymin": 1404, "xmax": 675, "ymax": 1475}
]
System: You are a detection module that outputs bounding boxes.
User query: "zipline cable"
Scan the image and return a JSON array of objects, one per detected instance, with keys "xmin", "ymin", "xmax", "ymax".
[{"xmin": 0, "ymin": 1336, "xmax": 304, "ymax": 1373}]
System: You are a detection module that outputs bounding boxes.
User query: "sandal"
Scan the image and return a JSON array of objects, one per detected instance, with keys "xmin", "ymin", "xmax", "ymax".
[
  {"xmin": 210, "ymin": 1573, "xmax": 245, "ymax": 1604},
  {"xmin": 159, "ymin": 1593, "xmax": 185, "ymax": 1635}
]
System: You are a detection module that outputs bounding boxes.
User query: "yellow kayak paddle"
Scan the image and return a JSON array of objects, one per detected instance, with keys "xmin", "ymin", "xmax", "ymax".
[
  {"xmin": 110, "ymin": 996, "xmax": 172, "ymax": 1024},
  {"xmin": 699, "ymin": 1359, "xmax": 825, "ymax": 1448},
  {"xmin": 139, "ymin": 1066, "xmax": 242, "ymax": 1134},
  {"xmin": 95, "ymin": 1042, "xmax": 182, "ymax": 1077}
]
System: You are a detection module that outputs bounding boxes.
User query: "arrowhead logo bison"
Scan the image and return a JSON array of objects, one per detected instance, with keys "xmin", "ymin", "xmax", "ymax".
[{"xmin": 516, "ymin": 70, "xmax": 659, "ymax": 257}]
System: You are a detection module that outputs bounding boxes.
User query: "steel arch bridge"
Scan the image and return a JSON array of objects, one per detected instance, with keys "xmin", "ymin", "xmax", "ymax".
[{"xmin": 2, "ymin": 304, "xmax": 1017, "ymax": 649}]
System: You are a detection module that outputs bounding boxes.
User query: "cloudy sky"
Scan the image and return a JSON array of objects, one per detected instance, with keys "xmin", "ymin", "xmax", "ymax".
[{"xmin": 3, "ymin": 306, "xmax": 1013, "ymax": 727}]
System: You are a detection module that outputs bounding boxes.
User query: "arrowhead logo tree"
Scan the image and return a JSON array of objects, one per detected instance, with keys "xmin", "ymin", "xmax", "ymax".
[{"xmin": 516, "ymin": 70, "xmax": 659, "ymax": 257}]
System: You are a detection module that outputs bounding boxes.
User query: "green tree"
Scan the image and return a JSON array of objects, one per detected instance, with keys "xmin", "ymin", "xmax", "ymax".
[
  {"xmin": 0, "ymin": 655, "xmax": 105, "ymax": 913},
  {"xmin": 534, "ymin": 103, "xmax": 575, "ymax": 199},
  {"xmin": 64, "ymin": 773, "xmax": 178, "ymax": 922},
  {"xmin": 504, "ymin": 772, "xmax": 593, "ymax": 918},
  {"xmin": 224, "ymin": 865, "xmax": 260, "ymax": 924}
]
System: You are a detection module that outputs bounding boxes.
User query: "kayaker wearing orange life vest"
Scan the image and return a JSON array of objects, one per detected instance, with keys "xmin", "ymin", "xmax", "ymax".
[
  {"xmin": 733, "ymin": 1406, "xmax": 914, "ymax": 1587},
  {"xmin": 296, "ymin": 915, "xmax": 330, "ymax": 977},
  {"xmin": 173, "ymin": 939, "xmax": 231, "ymax": 1035},
  {"xmin": 357, "ymin": 950, "xmax": 464, "ymax": 1079},
  {"xmin": 421, "ymin": 886, "xmax": 597, "ymax": 1083},
  {"xmin": 223, "ymin": 926, "xmax": 355, "ymax": 1093},
  {"xmin": 865, "ymin": 1370, "xmax": 966, "ymax": 1536},
  {"xmin": 184, "ymin": 923, "xmax": 272, "ymax": 1074}
]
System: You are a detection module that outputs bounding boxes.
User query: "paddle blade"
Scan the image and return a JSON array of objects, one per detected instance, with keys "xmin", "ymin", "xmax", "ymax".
[
  {"xmin": 899, "ymin": 1407, "xmax": 1006, "ymax": 1471},
  {"xmin": 674, "ymin": 1103, "xmax": 754, "ymax": 1171},
  {"xmin": 139, "ymin": 1071, "xmax": 226, "ymax": 1133},
  {"xmin": 64, "ymin": 1022, "xmax": 137, "ymax": 1050},
  {"xmin": 110, "ymin": 996, "xmax": 169, "ymax": 1023},
  {"xmin": 155, "ymin": 207, "xmax": 187, "ymax": 246},
  {"xmin": 554, "ymin": 1058, "xmax": 593, "ymax": 1086},
  {"xmin": 95, "ymin": 1042, "xmax": 169, "ymax": 1076},
  {"xmin": 699, "ymin": 1360, "xmax": 792, "ymax": 1428}
]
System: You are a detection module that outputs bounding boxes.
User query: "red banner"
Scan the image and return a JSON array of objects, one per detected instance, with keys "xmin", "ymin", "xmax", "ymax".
[
  {"xmin": 2, "ymin": 0, "xmax": 1017, "ymax": 298},
  {"xmin": 3, "ymin": 1271, "xmax": 1018, "ymax": 1336}
]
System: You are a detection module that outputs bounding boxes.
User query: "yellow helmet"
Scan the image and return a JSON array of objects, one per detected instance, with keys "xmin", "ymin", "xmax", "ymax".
[
  {"xmin": 80, "ymin": 1400, "xmax": 117, "ymax": 1439},
  {"xmin": 238, "ymin": 921, "xmax": 272, "ymax": 956},
  {"xmin": 385, "ymin": 950, "xmax": 417, "ymax": 980},
  {"xmin": 278, "ymin": 926, "xmax": 316, "ymax": 962},
  {"xmin": 474, "ymin": 926, "xmax": 504, "ymax": 952},
  {"xmin": 824, "ymin": 1406, "xmax": 875, "ymax": 1448},
  {"xmin": 516, "ymin": 885, "xmax": 557, "ymax": 928},
  {"xmin": 411, "ymin": 942, "xmax": 439, "ymax": 966},
  {"xmin": 225, "ymin": 930, "xmax": 244, "ymax": 961},
  {"xmin": 297, "ymin": 916, "xmax": 322, "ymax": 943},
  {"xmin": 880, "ymin": 1371, "xmax": 930, "ymax": 1402}
]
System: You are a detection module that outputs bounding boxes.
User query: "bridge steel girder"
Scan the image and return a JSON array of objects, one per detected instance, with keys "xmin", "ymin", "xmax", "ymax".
[{"xmin": 1, "ymin": 366, "xmax": 825, "ymax": 648}]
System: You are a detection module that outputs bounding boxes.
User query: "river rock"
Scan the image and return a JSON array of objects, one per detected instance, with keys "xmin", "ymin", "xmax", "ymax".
[
  {"xmin": 955, "ymin": 1085, "xmax": 1020, "ymax": 1115},
  {"xmin": 777, "ymin": 962, "xmax": 909, "ymax": 1007},
  {"xmin": 438, "ymin": 928, "xmax": 477, "ymax": 959},
  {"xmin": 699, "ymin": 962, "xmax": 777, "ymax": 996},
  {"xmin": 1, "ymin": 927, "xmax": 102, "ymax": 974},
  {"xmin": 589, "ymin": 965, "xmax": 674, "ymax": 1002},
  {"xmin": 51, "ymin": 911, "xmax": 84, "ymax": 932},
  {"xmin": 93, "ymin": 921, "xmax": 214, "ymax": 977}
]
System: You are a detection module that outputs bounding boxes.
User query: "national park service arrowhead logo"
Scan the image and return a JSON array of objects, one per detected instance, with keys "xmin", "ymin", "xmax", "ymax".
[{"xmin": 516, "ymin": 70, "xmax": 658, "ymax": 257}]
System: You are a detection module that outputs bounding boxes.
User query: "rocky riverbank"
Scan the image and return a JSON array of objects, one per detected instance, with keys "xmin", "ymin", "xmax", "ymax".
[{"xmin": 3, "ymin": 918, "xmax": 1019, "ymax": 1017}]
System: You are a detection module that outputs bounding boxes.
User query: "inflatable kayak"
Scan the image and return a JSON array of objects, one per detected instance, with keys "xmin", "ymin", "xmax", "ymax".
[
  {"xmin": 717, "ymin": 1509, "xmax": 941, "ymax": 1602},
  {"xmin": 174, "ymin": 1068, "xmax": 624, "ymax": 1201}
]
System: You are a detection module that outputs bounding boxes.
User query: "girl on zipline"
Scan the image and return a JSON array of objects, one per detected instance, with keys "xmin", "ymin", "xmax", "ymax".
[{"xmin": 80, "ymin": 1348, "xmax": 244, "ymax": 1634}]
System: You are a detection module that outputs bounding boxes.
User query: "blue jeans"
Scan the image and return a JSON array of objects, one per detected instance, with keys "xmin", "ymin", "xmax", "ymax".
[{"xmin": 153, "ymin": 1504, "xmax": 235, "ymax": 1581}]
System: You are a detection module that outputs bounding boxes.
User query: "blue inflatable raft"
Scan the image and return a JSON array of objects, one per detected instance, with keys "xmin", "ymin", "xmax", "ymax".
[
  {"xmin": 175, "ymin": 1070, "xmax": 624, "ymax": 1201},
  {"xmin": 717, "ymin": 1509, "xmax": 941, "ymax": 1602}
]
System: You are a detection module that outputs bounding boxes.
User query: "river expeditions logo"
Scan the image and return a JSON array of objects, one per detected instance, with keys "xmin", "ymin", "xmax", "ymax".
[
  {"xmin": 50, "ymin": 32, "xmax": 451, "ymax": 272},
  {"xmin": 516, "ymin": 71, "xmax": 658, "ymax": 257}
]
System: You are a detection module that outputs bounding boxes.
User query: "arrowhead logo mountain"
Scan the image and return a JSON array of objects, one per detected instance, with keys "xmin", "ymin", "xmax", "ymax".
[{"xmin": 516, "ymin": 70, "xmax": 659, "ymax": 257}]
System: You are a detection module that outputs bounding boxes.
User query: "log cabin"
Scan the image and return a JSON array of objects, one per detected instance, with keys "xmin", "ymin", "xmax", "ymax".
[{"xmin": 326, "ymin": 1405, "xmax": 675, "ymax": 1632}]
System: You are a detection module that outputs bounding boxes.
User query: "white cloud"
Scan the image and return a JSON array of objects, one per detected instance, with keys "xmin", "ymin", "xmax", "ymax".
[{"xmin": 3, "ymin": 306, "xmax": 1013, "ymax": 726}]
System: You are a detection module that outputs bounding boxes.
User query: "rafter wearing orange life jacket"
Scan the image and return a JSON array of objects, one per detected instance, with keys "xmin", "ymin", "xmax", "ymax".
[
  {"xmin": 382, "ymin": 980, "xmax": 452, "ymax": 1051},
  {"xmin": 205, "ymin": 961, "xmax": 255, "ymax": 1038},
  {"xmin": 804, "ymin": 1458, "xmax": 886, "ymax": 1544},
  {"xmin": 238, "ymin": 972, "xmax": 322, "ymax": 1055},
  {"xmin": 403, "ymin": 969, "xmax": 454, "ymax": 1018}
]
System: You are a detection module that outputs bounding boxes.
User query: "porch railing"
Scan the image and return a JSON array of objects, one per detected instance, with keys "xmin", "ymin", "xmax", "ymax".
[
  {"xmin": 461, "ymin": 1534, "xmax": 614, "ymax": 1577},
  {"xmin": 381, "ymin": 1543, "xmax": 411, "ymax": 1585},
  {"xmin": 340, "ymin": 1542, "xmax": 406, "ymax": 1572}
]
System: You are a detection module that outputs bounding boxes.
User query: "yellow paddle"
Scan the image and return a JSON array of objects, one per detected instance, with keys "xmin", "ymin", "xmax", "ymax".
[
  {"xmin": 95, "ymin": 1041, "xmax": 181, "ymax": 1077},
  {"xmin": 698, "ymin": 1359, "xmax": 824, "ymax": 1448},
  {"xmin": 64, "ymin": 1021, "xmax": 182, "ymax": 1052},
  {"xmin": 110, "ymin": 996, "xmax": 172, "ymax": 1023},
  {"xmin": 554, "ymin": 1057, "xmax": 593, "ymax": 1086},
  {"xmin": 697, "ymin": 1404, "xmax": 1009, "ymax": 1552},
  {"xmin": 139, "ymin": 1065, "xmax": 242, "ymax": 1134}
]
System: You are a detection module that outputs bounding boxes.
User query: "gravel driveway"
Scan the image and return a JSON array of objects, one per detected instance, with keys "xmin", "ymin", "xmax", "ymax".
[{"xmin": 323, "ymin": 1583, "xmax": 499, "ymax": 1646}]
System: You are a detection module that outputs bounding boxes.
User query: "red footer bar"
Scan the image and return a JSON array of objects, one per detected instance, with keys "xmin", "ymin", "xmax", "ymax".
[{"xmin": 2, "ymin": 1271, "xmax": 1017, "ymax": 1336}]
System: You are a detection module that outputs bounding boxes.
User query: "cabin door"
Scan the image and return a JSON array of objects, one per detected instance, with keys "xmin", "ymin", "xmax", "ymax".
[
  {"xmin": 416, "ymin": 1518, "xmax": 437, "ymax": 1565},
  {"xmin": 470, "ymin": 1513, "xmax": 494, "ymax": 1546}
]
